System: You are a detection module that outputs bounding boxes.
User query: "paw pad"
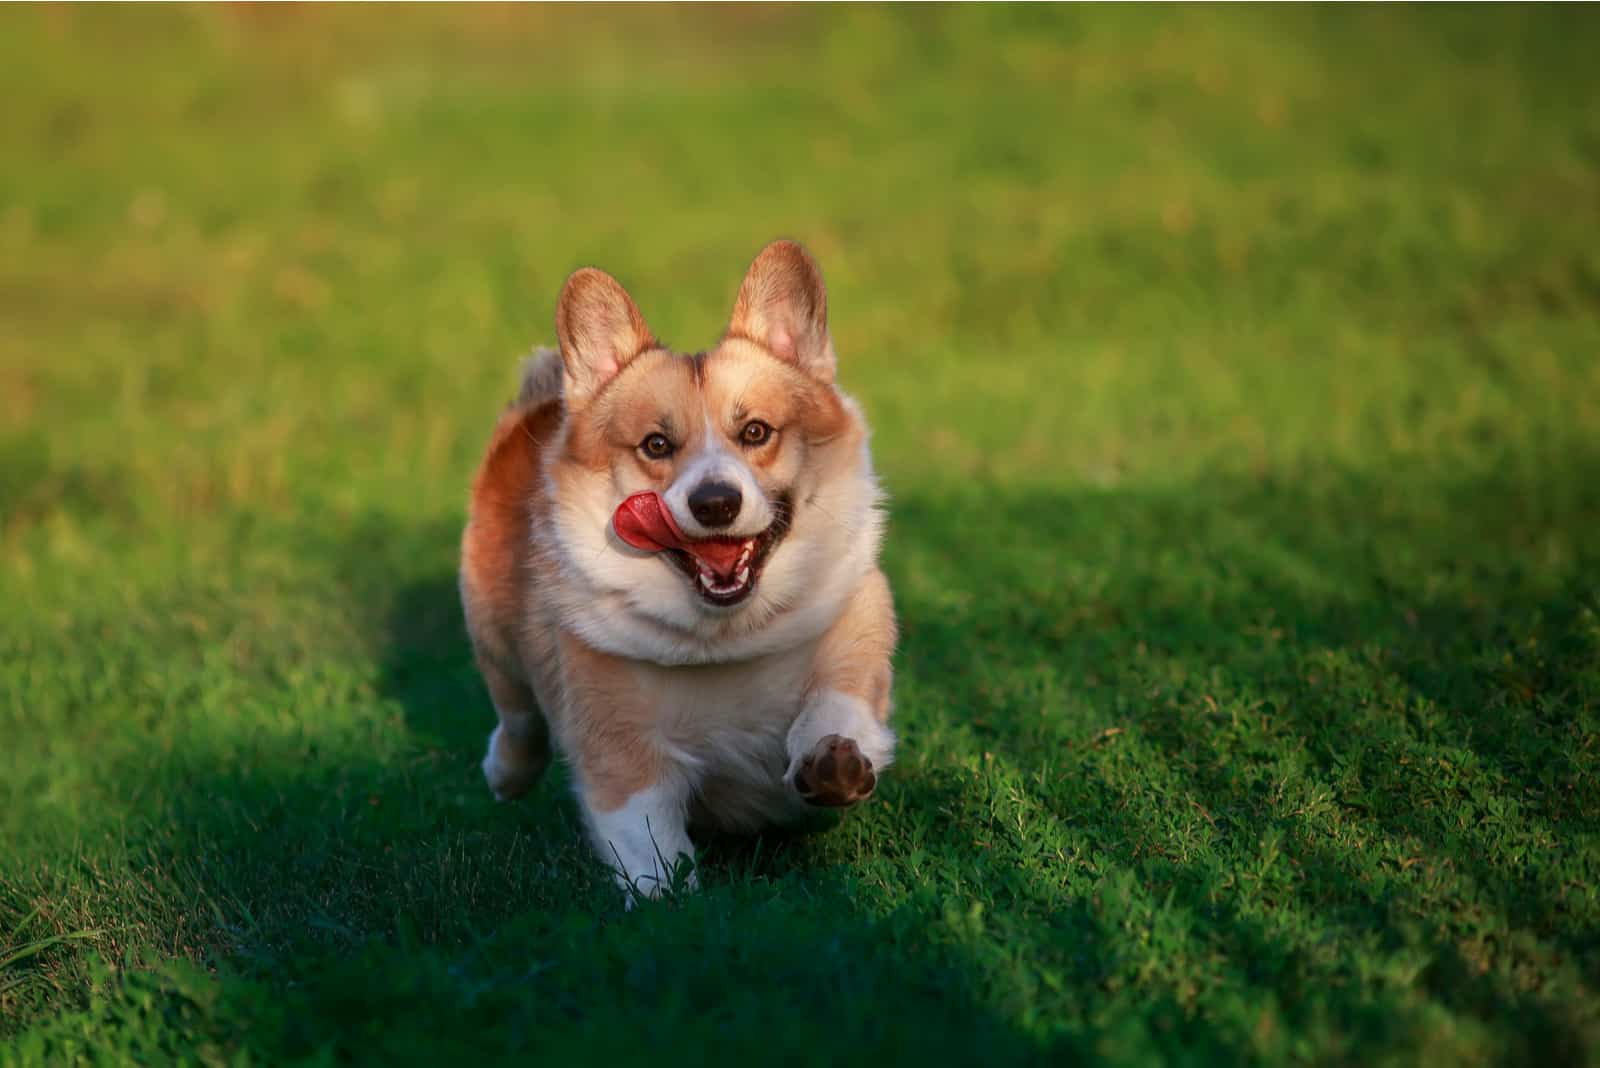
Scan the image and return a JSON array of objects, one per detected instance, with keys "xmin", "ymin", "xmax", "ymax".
[{"xmin": 792, "ymin": 734, "xmax": 877, "ymax": 808}]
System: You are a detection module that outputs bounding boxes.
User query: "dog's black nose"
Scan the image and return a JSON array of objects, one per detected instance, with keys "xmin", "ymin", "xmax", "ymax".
[{"xmin": 687, "ymin": 481, "xmax": 742, "ymax": 528}]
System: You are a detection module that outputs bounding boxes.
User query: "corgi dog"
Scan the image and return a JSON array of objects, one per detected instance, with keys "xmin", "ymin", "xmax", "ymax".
[{"xmin": 459, "ymin": 240, "xmax": 896, "ymax": 902}]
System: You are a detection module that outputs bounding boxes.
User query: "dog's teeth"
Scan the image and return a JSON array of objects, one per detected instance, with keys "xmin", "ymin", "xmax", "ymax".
[{"xmin": 692, "ymin": 553, "xmax": 756, "ymax": 598}]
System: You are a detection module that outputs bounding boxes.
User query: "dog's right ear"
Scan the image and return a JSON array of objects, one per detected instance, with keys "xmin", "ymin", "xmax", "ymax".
[{"xmin": 555, "ymin": 267, "xmax": 656, "ymax": 409}]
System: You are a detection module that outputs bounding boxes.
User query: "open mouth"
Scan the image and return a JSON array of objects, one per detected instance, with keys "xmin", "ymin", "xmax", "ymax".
[
  {"xmin": 613, "ymin": 491, "xmax": 793, "ymax": 608},
  {"xmin": 662, "ymin": 499, "xmax": 791, "ymax": 607}
]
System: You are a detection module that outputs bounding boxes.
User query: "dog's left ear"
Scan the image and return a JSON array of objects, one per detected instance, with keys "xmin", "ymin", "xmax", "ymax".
[{"xmin": 726, "ymin": 240, "xmax": 836, "ymax": 383}]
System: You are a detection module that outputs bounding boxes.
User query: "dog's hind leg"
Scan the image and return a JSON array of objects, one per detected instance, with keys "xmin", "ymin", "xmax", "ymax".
[
  {"xmin": 459, "ymin": 380, "xmax": 563, "ymax": 803},
  {"xmin": 479, "ymin": 658, "xmax": 552, "ymax": 802}
]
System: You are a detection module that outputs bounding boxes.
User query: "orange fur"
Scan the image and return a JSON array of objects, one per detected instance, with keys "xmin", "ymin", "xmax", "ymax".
[{"xmin": 460, "ymin": 394, "xmax": 560, "ymax": 676}]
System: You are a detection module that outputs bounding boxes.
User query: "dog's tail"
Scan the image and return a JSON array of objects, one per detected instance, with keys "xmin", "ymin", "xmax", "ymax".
[{"xmin": 513, "ymin": 346, "xmax": 564, "ymax": 409}]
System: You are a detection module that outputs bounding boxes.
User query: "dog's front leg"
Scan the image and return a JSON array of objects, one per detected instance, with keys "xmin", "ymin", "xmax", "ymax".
[
  {"xmin": 560, "ymin": 633, "xmax": 695, "ymax": 904},
  {"xmin": 783, "ymin": 569, "xmax": 898, "ymax": 807},
  {"xmin": 581, "ymin": 776, "xmax": 695, "ymax": 905},
  {"xmin": 784, "ymin": 691, "xmax": 895, "ymax": 806}
]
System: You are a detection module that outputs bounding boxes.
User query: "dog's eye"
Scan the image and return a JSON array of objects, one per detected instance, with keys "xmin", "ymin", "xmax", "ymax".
[
  {"xmin": 640, "ymin": 433, "xmax": 674, "ymax": 459},
  {"xmin": 740, "ymin": 420, "xmax": 773, "ymax": 447}
]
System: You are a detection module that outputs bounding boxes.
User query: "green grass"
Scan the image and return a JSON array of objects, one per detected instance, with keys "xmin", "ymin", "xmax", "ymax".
[{"xmin": 3, "ymin": 5, "xmax": 1599, "ymax": 1064}]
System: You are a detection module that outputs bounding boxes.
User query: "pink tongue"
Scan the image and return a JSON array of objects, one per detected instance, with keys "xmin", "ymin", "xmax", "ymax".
[{"xmin": 613, "ymin": 492, "xmax": 746, "ymax": 575}]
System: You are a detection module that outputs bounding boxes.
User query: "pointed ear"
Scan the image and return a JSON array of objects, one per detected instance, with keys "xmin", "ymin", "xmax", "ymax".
[
  {"xmin": 555, "ymin": 267, "xmax": 656, "ymax": 408},
  {"xmin": 726, "ymin": 240, "xmax": 836, "ymax": 382}
]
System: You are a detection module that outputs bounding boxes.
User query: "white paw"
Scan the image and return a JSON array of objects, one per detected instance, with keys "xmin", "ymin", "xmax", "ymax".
[
  {"xmin": 482, "ymin": 725, "xmax": 543, "ymax": 801},
  {"xmin": 614, "ymin": 861, "xmax": 698, "ymax": 910}
]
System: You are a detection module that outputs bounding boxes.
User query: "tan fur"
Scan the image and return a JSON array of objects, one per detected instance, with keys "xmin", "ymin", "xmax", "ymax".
[
  {"xmin": 554, "ymin": 268, "xmax": 657, "ymax": 407},
  {"xmin": 726, "ymin": 240, "xmax": 837, "ymax": 380},
  {"xmin": 558, "ymin": 350, "xmax": 703, "ymax": 479},
  {"xmin": 556, "ymin": 634, "xmax": 664, "ymax": 812},
  {"xmin": 459, "ymin": 241, "xmax": 896, "ymax": 897},
  {"xmin": 807, "ymin": 569, "xmax": 897, "ymax": 721}
]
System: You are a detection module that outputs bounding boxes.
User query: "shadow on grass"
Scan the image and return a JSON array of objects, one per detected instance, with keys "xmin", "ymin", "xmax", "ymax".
[
  {"xmin": 324, "ymin": 450, "xmax": 1595, "ymax": 1060},
  {"xmin": 344, "ymin": 452, "xmax": 1598, "ymax": 1061},
  {"xmin": 353, "ymin": 542, "xmax": 1062, "ymax": 1062},
  {"xmin": 12, "ymin": 459, "xmax": 1597, "ymax": 1062},
  {"xmin": 883, "ymin": 455, "xmax": 1599, "ymax": 1061}
]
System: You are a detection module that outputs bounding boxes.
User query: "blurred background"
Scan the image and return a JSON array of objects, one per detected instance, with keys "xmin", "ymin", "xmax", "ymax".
[
  {"xmin": 5, "ymin": 4, "xmax": 1595, "ymax": 527},
  {"xmin": 3, "ymin": 6, "xmax": 1598, "ymax": 1063}
]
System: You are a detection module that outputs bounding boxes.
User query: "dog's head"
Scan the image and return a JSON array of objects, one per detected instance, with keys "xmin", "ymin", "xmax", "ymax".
[{"xmin": 546, "ymin": 240, "xmax": 881, "ymax": 655}]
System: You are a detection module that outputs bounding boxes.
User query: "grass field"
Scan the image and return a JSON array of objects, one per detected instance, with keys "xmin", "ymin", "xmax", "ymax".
[{"xmin": 3, "ymin": 5, "xmax": 1599, "ymax": 1064}]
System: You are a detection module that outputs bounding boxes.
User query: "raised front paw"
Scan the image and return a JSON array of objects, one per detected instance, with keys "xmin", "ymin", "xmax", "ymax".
[{"xmin": 791, "ymin": 734, "xmax": 877, "ymax": 808}]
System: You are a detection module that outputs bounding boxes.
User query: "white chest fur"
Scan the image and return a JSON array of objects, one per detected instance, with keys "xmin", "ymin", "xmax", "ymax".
[{"xmin": 626, "ymin": 642, "xmax": 819, "ymax": 832}]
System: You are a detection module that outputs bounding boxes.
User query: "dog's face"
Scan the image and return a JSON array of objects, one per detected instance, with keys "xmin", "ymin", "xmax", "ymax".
[{"xmin": 546, "ymin": 242, "xmax": 880, "ymax": 651}]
